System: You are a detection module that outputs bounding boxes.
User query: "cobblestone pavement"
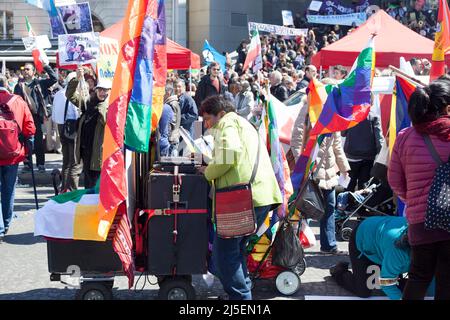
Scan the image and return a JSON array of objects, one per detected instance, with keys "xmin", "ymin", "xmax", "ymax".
[{"xmin": 0, "ymin": 154, "xmax": 377, "ymax": 300}]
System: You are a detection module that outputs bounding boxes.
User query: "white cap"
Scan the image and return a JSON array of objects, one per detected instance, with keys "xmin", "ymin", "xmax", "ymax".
[
  {"xmin": 65, "ymin": 72, "xmax": 77, "ymax": 86},
  {"xmin": 95, "ymin": 80, "xmax": 112, "ymax": 90}
]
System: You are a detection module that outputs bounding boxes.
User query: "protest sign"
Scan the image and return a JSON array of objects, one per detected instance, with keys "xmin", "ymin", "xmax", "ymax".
[
  {"xmin": 309, "ymin": 1, "xmax": 323, "ymax": 12},
  {"xmin": 56, "ymin": 2, "xmax": 94, "ymax": 34},
  {"xmin": 22, "ymin": 35, "xmax": 52, "ymax": 51},
  {"xmin": 248, "ymin": 22, "xmax": 308, "ymax": 37},
  {"xmin": 281, "ymin": 10, "xmax": 294, "ymax": 26},
  {"xmin": 319, "ymin": 0, "xmax": 370, "ymax": 15},
  {"xmin": 306, "ymin": 12, "xmax": 367, "ymax": 26},
  {"xmin": 58, "ymin": 32, "xmax": 99, "ymax": 66},
  {"xmin": 97, "ymin": 36, "xmax": 119, "ymax": 87}
]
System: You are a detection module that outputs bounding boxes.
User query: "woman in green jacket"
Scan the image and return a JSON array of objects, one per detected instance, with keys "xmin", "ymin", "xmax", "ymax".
[{"xmin": 200, "ymin": 95, "xmax": 282, "ymax": 300}]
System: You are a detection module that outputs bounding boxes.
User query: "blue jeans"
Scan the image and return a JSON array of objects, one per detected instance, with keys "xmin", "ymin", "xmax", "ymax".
[
  {"xmin": 0, "ymin": 164, "xmax": 18, "ymax": 236},
  {"xmin": 212, "ymin": 205, "xmax": 271, "ymax": 300},
  {"xmin": 320, "ymin": 188, "xmax": 337, "ymax": 251}
]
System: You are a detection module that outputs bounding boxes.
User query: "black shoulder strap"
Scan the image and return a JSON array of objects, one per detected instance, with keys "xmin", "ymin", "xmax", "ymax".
[
  {"xmin": 422, "ymin": 134, "xmax": 444, "ymax": 166},
  {"xmin": 249, "ymin": 129, "xmax": 261, "ymax": 184},
  {"xmin": 63, "ymin": 98, "xmax": 70, "ymax": 122}
]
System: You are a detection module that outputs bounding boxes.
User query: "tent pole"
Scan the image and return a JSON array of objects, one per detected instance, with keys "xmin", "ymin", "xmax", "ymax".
[
  {"xmin": 189, "ymin": 66, "xmax": 192, "ymax": 94},
  {"xmin": 320, "ymin": 65, "xmax": 323, "ymax": 80}
]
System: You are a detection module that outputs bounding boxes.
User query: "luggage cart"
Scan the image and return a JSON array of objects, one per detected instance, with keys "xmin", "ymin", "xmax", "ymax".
[{"xmin": 47, "ymin": 159, "xmax": 209, "ymax": 300}]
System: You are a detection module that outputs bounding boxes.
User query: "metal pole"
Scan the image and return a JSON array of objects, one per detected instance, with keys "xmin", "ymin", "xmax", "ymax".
[
  {"xmin": 172, "ymin": 0, "xmax": 176, "ymax": 41},
  {"xmin": 189, "ymin": 66, "xmax": 192, "ymax": 94},
  {"xmin": 27, "ymin": 141, "xmax": 39, "ymax": 210},
  {"xmin": 3, "ymin": 11, "xmax": 6, "ymax": 40}
]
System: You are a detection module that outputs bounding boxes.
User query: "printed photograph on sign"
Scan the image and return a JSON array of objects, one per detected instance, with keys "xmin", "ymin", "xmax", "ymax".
[
  {"xmin": 281, "ymin": 10, "xmax": 294, "ymax": 26},
  {"xmin": 58, "ymin": 33, "xmax": 99, "ymax": 66},
  {"xmin": 56, "ymin": 2, "xmax": 94, "ymax": 34},
  {"xmin": 22, "ymin": 35, "xmax": 52, "ymax": 51}
]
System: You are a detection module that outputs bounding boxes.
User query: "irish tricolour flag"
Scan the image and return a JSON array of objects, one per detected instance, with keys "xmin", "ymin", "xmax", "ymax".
[{"xmin": 35, "ymin": 188, "xmax": 105, "ymax": 241}]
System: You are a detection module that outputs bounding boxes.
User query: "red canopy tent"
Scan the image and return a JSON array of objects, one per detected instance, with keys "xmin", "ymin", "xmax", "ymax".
[
  {"xmin": 312, "ymin": 10, "xmax": 450, "ymax": 68},
  {"xmin": 100, "ymin": 20, "xmax": 200, "ymax": 70}
]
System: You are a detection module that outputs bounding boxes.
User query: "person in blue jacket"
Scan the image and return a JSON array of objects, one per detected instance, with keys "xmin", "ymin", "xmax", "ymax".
[{"xmin": 330, "ymin": 216, "xmax": 434, "ymax": 300}]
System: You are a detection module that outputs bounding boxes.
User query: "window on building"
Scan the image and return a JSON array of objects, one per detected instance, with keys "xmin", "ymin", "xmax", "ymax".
[
  {"xmin": 0, "ymin": 11, "xmax": 13, "ymax": 40},
  {"xmin": 92, "ymin": 15, "xmax": 105, "ymax": 33},
  {"xmin": 231, "ymin": 13, "xmax": 248, "ymax": 27}
]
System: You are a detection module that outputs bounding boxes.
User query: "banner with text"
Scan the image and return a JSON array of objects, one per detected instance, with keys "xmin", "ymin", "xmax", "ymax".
[
  {"xmin": 248, "ymin": 22, "xmax": 308, "ymax": 37},
  {"xmin": 307, "ymin": 12, "xmax": 367, "ymax": 26},
  {"xmin": 97, "ymin": 36, "xmax": 119, "ymax": 87}
]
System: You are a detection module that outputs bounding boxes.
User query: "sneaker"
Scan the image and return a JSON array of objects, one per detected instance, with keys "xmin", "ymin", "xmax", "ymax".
[
  {"xmin": 38, "ymin": 165, "xmax": 46, "ymax": 173},
  {"xmin": 321, "ymin": 248, "xmax": 347, "ymax": 255},
  {"xmin": 21, "ymin": 165, "xmax": 31, "ymax": 173}
]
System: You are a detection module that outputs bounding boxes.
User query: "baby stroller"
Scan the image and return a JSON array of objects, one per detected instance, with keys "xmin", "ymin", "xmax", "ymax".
[
  {"xmin": 246, "ymin": 213, "xmax": 309, "ymax": 296},
  {"xmin": 335, "ymin": 178, "xmax": 396, "ymax": 241}
]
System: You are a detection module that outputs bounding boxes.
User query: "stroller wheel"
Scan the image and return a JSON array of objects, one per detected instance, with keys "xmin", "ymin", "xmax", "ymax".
[
  {"xmin": 275, "ymin": 271, "xmax": 301, "ymax": 296},
  {"xmin": 340, "ymin": 227, "xmax": 353, "ymax": 242},
  {"xmin": 293, "ymin": 257, "xmax": 307, "ymax": 276}
]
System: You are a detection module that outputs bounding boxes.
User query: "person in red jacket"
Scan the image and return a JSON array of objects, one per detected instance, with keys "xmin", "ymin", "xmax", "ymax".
[
  {"xmin": 0, "ymin": 75, "xmax": 36, "ymax": 242},
  {"xmin": 388, "ymin": 79, "xmax": 450, "ymax": 300}
]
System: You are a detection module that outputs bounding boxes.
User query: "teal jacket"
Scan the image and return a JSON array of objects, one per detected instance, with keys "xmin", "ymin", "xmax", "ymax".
[
  {"xmin": 356, "ymin": 216, "xmax": 409, "ymax": 300},
  {"xmin": 204, "ymin": 112, "xmax": 282, "ymax": 208},
  {"xmin": 356, "ymin": 216, "xmax": 434, "ymax": 300}
]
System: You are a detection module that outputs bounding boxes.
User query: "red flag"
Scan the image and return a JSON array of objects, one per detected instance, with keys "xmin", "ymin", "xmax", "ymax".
[{"xmin": 430, "ymin": 0, "xmax": 450, "ymax": 81}]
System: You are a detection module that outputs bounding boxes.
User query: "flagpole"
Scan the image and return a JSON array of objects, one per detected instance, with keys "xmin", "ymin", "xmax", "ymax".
[{"xmin": 388, "ymin": 65, "xmax": 426, "ymax": 87}]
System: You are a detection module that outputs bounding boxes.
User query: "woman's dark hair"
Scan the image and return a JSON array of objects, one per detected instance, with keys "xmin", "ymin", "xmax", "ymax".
[
  {"xmin": 408, "ymin": 79, "xmax": 450, "ymax": 125},
  {"xmin": 201, "ymin": 95, "xmax": 236, "ymax": 116}
]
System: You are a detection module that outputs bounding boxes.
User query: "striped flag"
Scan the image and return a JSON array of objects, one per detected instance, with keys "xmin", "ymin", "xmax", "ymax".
[
  {"xmin": 25, "ymin": 17, "xmax": 48, "ymax": 73},
  {"xmin": 310, "ymin": 37, "xmax": 375, "ymax": 136},
  {"xmin": 243, "ymin": 29, "xmax": 262, "ymax": 72},
  {"xmin": 98, "ymin": 0, "xmax": 166, "ymax": 239},
  {"xmin": 430, "ymin": 0, "xmax": 450, "ymax": 81},
  {"xmin": 35, "ymin": 186, "xmax": 105, "ymax": 241},
  {"xmin": 291, "ymin": 37, "xmax": 375, "ymax": 193},
  {"xmin": 388, "ymin": 76, "xmax": 416, "ymax": 217},
  {"xmin": 124, "ymin": 1, "xmax": 167, "ymax": 152},
  {"xmin": 388, "ymin": 76, "xmax": 415, "ymax": 156},
  {"xmin": 265, "ymin": 96, "xmax": 293, "ymax": 219}
]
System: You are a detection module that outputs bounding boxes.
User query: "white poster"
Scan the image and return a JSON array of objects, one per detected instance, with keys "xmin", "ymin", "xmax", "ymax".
[
  {"xmin": 281, "ymin": 10, "xmax": 294, "ymax": 26},
  {"xmin": 58, "ymin": 32, "xmax": 99, "ymax": 66},
  {"xmin": 309, "ymin": 0, "xmax": 323, "ymax": 12},
  {"xmin": 22, "ymin": 35, "xmax": 52, "ymax": 51}
]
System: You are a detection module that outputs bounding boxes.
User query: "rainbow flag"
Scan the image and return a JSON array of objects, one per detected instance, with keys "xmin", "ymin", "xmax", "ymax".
[
  {"xmin": 98, "ymin": 0, "xmax": 166, "ymax": 238},
  {"xmin": 291, "ymin": 38, "xmax": 375, "ymax": 193},
  {"xmin": 307, "ymin": 78, "xmax": 332, "ymax": 125},
  {"xmin": 124, "ymin": 0, "xmax": 167, "ymax": 152},
  {"xmin": 388, "ymin": 76, "xmax": 415, "ymax": 156},
  {"xmin": 310, "ymin": 38, "xmax": 375, "ymax": 136},
  {"xmin": 430, "ymin": 0, "xmax": 450, "ymax": 81}
]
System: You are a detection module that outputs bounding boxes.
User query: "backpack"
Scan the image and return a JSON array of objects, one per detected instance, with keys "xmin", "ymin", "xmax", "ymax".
[
  {"xmin": 0, "ymin": 100, "xmax": 23, "ymax": 160},
  {"xmin": 422, "ymin": 135, "xmax": 450, "ymax": 232}
]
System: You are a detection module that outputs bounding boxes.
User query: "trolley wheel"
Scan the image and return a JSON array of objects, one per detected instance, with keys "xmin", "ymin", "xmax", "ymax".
[
  {"xmin": 275, "ymin": 271, "xmax": 301, "ymax": 296},
  {"xmin": 293, "ymin": 257, "xmax": 307, "ymax": 276},
  {"xmin": 75, "ymin": 282, "xmax": 113, "ymax": 300},
  {"xmin": 158, "ymin": 278, "xmax": 196, "ymax": 300},
  {"xmin": 340, "ymin": 227, "xmax": 353, "ymax": 242}
]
